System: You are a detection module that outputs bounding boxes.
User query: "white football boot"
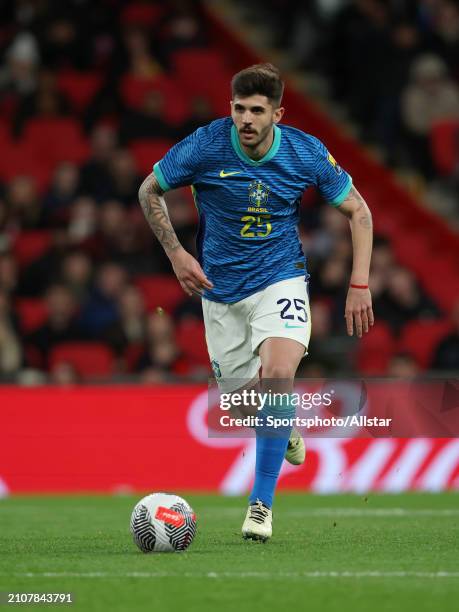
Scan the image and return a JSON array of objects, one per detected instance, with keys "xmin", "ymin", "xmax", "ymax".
[
  {"xmin": 242, "ymin": 500, "xmax": 272, "ymax": 542},
  {"xmin": 285, "ymin": 427, "xmax": 306, "ymax": 465}
]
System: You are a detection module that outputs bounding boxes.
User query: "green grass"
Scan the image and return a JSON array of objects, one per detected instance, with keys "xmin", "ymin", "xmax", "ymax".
[{"xmin": 0, "ymin": 493, "xmax": 458, "ymax": 611}]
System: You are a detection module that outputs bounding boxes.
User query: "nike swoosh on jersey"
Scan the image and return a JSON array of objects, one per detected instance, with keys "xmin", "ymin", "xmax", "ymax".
[
  {"xmin": 219, "ymin": 170, "xmax": 242, "ymax": 178},
  {"xmin": 284, "ymin": 322, "xmax": 305, "ymax": 329}
]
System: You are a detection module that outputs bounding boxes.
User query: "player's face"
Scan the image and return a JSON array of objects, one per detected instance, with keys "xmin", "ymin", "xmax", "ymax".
[{"xmin": 231, "ymin": 95, "xmax": 284, "ymax": 150}]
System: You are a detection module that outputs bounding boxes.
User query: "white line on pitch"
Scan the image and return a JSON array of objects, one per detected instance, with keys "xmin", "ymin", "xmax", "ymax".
[
  {"xmin": 3, "ymin": 571, "xmax": 459, "ymax": 579},
  {"xmin": 202, "ymin": 508, "xmax": 459, "ymax": 518}
]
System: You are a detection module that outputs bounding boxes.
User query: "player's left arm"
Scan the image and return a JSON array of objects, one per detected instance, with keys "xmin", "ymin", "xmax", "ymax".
[{"xmin": 336, "ymin": 185, "xmax": 374, "ymax": 338}]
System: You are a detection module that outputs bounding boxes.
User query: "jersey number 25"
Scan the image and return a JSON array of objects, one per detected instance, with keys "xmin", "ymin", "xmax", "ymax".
[{"xmin": 240, "ymin": 214, "xmax": 272, "ymax": 238}]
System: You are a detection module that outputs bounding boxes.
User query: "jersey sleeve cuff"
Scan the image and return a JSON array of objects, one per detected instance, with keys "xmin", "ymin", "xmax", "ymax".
[
  {"xmin": 153, "ymin": 161, "xmax": 171, "ymax": 192},
  {"xmin": 329, "ymin": 176, "xmax": 353, "ymax": 206}
]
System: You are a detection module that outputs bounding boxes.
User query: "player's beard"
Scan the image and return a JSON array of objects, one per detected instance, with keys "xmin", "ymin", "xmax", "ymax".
[{"xmin": 240, "ymin": 124, "xmax": 272, "ymax": 151}]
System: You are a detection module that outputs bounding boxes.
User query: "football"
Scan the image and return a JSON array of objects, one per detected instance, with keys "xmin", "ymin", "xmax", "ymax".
[{"xmin": 130, "ymin": 493, "xmax": 197, "ymax": 553}]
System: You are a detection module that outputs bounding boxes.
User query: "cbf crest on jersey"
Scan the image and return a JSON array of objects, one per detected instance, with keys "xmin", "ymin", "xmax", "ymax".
[{"xmin": 248, "ymin": 180, "xmax": 270, "ymax": 207}]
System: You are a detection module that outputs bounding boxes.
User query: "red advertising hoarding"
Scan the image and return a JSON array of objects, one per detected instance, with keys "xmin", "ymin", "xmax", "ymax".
[{"xmin": 0, "ymin": 386, "xmax": 458, "ymax": 494}]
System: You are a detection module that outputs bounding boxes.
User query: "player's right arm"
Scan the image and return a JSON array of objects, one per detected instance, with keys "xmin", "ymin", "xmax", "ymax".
[{"xmin": 138, "ymin": 171, "xmax": 213, "ymax": 296}]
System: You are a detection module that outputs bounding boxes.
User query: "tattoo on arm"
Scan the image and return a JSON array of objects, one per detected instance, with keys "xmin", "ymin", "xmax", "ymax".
[
  {"xmin": 340, "ymin": 186, "xmax": 373, "ymax": 229},
  {"xmin": 138, "ymin": 173, "xmax": 181, "ymax": 254}
]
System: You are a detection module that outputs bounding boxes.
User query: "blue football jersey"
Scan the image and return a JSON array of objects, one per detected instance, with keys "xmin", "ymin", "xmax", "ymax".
[{"xmin": 154, "ymin": 117, "xmax": 352, "ymax": 303}]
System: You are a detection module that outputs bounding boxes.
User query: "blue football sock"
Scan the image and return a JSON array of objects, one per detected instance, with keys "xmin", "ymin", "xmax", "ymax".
[{"xmin": 249, "ymin": 395, "xmax": 294, "ymax": 509}]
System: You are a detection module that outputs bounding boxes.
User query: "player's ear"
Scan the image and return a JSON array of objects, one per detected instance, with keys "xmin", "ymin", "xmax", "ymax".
[{"xmin": 273, "ymin": 106, "xmax": 285, "ymax": 124}]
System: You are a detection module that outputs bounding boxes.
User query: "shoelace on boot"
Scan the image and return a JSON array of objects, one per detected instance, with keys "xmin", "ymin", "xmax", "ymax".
[{"xmin": 249, "ymin": 502, "xmax": 269, "ymax": 524}]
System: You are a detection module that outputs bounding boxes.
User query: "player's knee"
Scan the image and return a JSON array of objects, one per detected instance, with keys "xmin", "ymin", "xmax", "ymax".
[{"xmin": 262, "ymin": 363, "xmax": 295, "ymax": 381}]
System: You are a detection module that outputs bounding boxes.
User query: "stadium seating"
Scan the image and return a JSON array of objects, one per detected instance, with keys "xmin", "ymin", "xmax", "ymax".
[
  {"xmin": 172, "ymin": 49, "xmax": 231, "ymax": 115},
  {"xmin": 120, "ymin": 2, "xmax": 164, "ymax": 27},
  {"xmin": 57, "ymin": 70, "xmax": 103, "ymax": 113},
  {"xmin": 356, "ymin": 322, "xmax": 396, "ymax": 375},
  {"xmin": 0, "ymin": 141, "xmax": 52, "ymax": 192},
  {"xmin": 0, "ymin": 0, "xmax": 457, "ymax": 384},
  {"xmin": 49, "ymin": 342, "xmax": 115, "ymax": 379},
  {"xmin": 119, "ymin": 74, "xmax": 189, "ymax": 124},
  {"xmin": 398, "ymin": 320, "xmax": 452, "ymax": 369},
  {"xmin": 15, "ymin": 298, "xmax": 48, "ymax": 333},
  {"xmin": 430, "ymin": 120, "xmax": 459, "ymax": 176},
  {"xmin": 129, "ymin": 139, "xmax": 174, "ymax": 176},
  {"xmin": 134, "ymin": 274, "xmax": 184, "ymax": 314},
  {"xmin": 176, "ymin": 319, "xmax": 210, "ymax": 367},
  {"xmin": 124, "ymin": 343, "xmax": 145, "ymax": 373},
  {"xmin": 23, "ymin": 118, "xmax": 89, "ymax": 167},
  {"xmin": 13, "ymin": 231, "xmax": 53, "ymax": 268}
]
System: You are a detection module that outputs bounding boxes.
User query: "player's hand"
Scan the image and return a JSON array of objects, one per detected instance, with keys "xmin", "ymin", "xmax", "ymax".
[
  {"xmin": 344, "ymin": 287, "xmax": 374, "ymax": 338},
  {"xmin": 169, "ymin": 247, "xmax": 213, "ymax": 297}
]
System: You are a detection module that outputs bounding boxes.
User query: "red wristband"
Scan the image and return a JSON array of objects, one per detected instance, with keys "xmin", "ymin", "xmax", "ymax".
[{"xmin": 350, "ymin": 283, "xmax": 369, "ymax": 289}]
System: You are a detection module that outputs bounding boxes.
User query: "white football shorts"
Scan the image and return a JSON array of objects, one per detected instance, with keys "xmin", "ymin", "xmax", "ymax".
[{"xmin": 202, "ymin": 276, "xmax": 311, "ymax": 393}]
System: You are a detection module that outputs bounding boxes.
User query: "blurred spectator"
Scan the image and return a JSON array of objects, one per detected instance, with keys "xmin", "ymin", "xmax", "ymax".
[
  {"xmin": 313, "ymin": 256, "xmax": 349, "ymax": 330},
  {"xmin": 165, "ymin": 189, "xmax": 197, "ymax": 255},
  {"xmin": 381, "ymin": 21, "xmax": 421, "ymax": 148},
  {"xmin": 28, "ymin": 283, "xmax": 83, "ymax": 361},
  {"xmin": 431, "ymin": 301, "xmax": 459, "ymax": 371},
  {"xmin": 121, "ymin": 25, "xmax": 162, "ymax": 78},
  {"xmin": 13, "ymin": 68, "xmax": 70, "ymax": 136},
  {"xmin": 371, "ymin": 237, "xmax": 396, "ymax": 274},
  {"xmin": 43, "ymin": 162, "xmax": 80, "ymax": 226},
  {"xmin": 105, "ymin": 149, "xmax": 141, "ymax": 206},
  {"xmin": 78, "ymin": 262, "xmax": 127, "ymax": 337},
  {"xmin": 49, "ymin": 361, "xmax": 81, "ymax": 386},
  {"xmin": 368, "ymin": 238, "xmax": 393, "ymax": 306},
  {"xmin": 17, "ymin": 230, "xmax": 68, "ymax": 297},
  {"xmin": 315, "ymin": 256, "xmax": 349, "ymax": 298},
  {"xmin": 174, "ymin": 294, "xmax": 203, "ymax": 322},
  {"xmin": 79, "ymin": 125, "xmax": 118, "ymax": 199},
  {"xmin": 103, "ymin": 284, "xmax": 147, "ymax": 356},
  {"xmin": 175, "ymin": 96, "xmax": 216, "ymax": 140},
  {"xmin": 161, "ymin": 9, "xmax": 208, "ymax": 57},
  {"xmin": 331, "ymin": 0, "xmax": 392, "ymax": 140},
  {"xmin": 6, "ymin": 176, "xmax": 43, "ymax": 229},
  {"xmin": 368, "ymin": 268, "xmax": 387, "ymax": 308},
  {"xmin": 305, "ymin": 300, "xmax": 355, "ymax": 373},
  {"xmin": 90, "ymin": 200, "xmax": 155, "ymax": 274},
  {"xmin": 304, "ymin": 203, "xmax": 349, "ymax": 263},
  {"xmin": 376, "ymin": 267, "xmax": 440, "ymax": 334},
  {"xmin": 59, "ymin": 251, "xmax": 93, "ymax": 301},
  {"xmin": 0, "ymin": 32, "xmax": 40, "ymax": 101},
  {"xmin": 430, "ymin": 0, "xmax": 459, "ymax": 79},
  {"xmin": 387, "ymin": 352, "xmax": 419, "ymax": 378},
  {"xmin": 136, "ymin": 311, "xmax": 186, "ymax": 378},
  {"xmin": 0, "ymin": 289, "xmax": 22, "ymax": 376},
  {"xmin": 67, "ymin": 197, "xmax": 98, "ymax": 245},
  {"xmin": 0, "ymin": 198, "xmax": 11, "ymax": 252},
  {"xmin": 0, "ymin": 253, "xmax": 19, "ymax": 295},
  {"xmin": 41, "ymin": 16, "xmax": 91, "ymax": 70},
  {"xmin": 119, "ymin": 90, "xmax": 176, "ymax": 143},
  {"xmin": 98, "ymin": 200, "xmax": 127, "ymax": 246},
  {"xmin": 401, "ymin": 54, "xmax": 459, "ymax": 176}
]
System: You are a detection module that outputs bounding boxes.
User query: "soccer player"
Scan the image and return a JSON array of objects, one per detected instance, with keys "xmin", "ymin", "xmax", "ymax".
[{"xmin": 138, "ymin": 63, "xmax": 374, "ymax": 541}]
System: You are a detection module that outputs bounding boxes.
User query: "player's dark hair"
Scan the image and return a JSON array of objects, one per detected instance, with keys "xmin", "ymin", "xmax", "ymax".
[{"xmin": 231, "ymin": 63, "xmax": 284, "ymax": 106}]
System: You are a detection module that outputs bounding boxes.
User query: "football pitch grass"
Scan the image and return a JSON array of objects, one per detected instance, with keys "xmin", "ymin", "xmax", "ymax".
[{"xmin": 0, "ymin": 493, "xmax": 458, "ymax": 611}]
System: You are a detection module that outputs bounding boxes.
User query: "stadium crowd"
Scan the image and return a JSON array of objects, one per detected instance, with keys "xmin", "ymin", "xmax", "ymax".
[
  {"xmin": 0, "ymin": 0, "xmax": 458, "ymax": 383},
  {"xmin": 241, "ymin": 0, "xmax": 459, "ymax": 212}
]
